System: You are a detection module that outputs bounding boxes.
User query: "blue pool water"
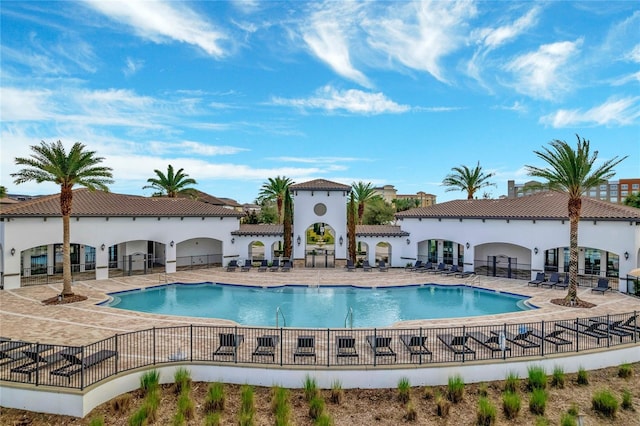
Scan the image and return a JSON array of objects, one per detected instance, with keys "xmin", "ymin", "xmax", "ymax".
[{"xmin": 104, "ymin": 283, "xmax": 532, "ymax": 328}]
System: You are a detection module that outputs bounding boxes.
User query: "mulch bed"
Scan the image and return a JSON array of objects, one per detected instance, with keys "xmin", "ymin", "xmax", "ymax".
[
  {"xmin": 42, "ymin": 294, "xmax": 88, "ymax": 305},
  {"xmin": 550, "ymin": 298, "xmax": 596, "ymax": 308}
]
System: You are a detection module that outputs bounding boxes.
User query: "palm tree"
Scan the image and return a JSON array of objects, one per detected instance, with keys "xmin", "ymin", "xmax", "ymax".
[
  {"xmin": 526, "ymin": 135, "xmax": 626, "ymax": 302},
  {"xmin": 442, "ymin": 162, "xmax": 495, "ymax": 199},
  {"xmin": 12, "ymin": 141, "xmax": 113, "ymax": 297},
  {"xmin": 352, "ymin": 181, "xmax": 378, "ymax": 225},
  {"xmin": 143, "ymin": 164, "xmax": 197, "ymax": 198},
  {"xmin": 257, "ymin": 176, "xmax": 293, "ymax": 223}
]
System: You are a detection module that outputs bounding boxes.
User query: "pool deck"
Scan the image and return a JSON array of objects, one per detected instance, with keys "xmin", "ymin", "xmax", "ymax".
[{"xmin": 1, "ymin": 268, "xmax": 639, "ymax": 346}]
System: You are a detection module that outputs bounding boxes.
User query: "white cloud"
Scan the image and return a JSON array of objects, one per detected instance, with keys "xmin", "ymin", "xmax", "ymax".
[
  {"xmin": 478, "ymin": 7, "xmax": 540, "ymax": 51},
  {"xmin": 492, "ymin": 101, "xmax": 526, "ymax": 113},
  {"xmin": 0, "ymin": 87, "xmax": 55, "ymax": 121},
  {"xmin": 82, "ymin": 0, "xmax": 228, "ymax": 57},
  {"xmin": 626, "ymin": 44, "xmax": 640, "ymax": 63},
  {"xmin": 271, "ymin": 85, "xmax": 410, "ymax": 114},
  {"xmin": 539, "ymin": 96, "xmax": 640, "ymax": 127},
  {"xmin": 123, "ymin": 57, "xmax": 144, "ymax": 76},
  {"xmin": 146, "ymin": 141, "xmax": 248, "ymax": 157},
  {"xmin": 505, "ymin": 39, "xmax": 582, "ymax": 100}
]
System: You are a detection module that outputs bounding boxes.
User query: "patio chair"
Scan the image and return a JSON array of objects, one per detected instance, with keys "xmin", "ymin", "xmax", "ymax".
[
  {"xmin": 399, "ymin": 334, "xmax": 432, "ymax": 361},
  {"xmin": 280, "ymin": 260, "xmax": 292, "ymax": 272},
  {"xmin": 429, "ymin": 263, "xmax": 447, "ymax": 274},
  {"xmin": 293, "ymin": 336, "xmax": 316, "ymax": 363},
  {"xmin": 501, "ymin": 329, "xmax": 540, "ymax": 353},
  {"xmin": 377, "ymin": 261, "xmax": 389, "ymax": 272},
  {"xmin": 345, "ymin": 259, "xmax": 356, "ymax": 272},
  {"xmin": 455, "ymin": 270, "xmax": 475, "ymax": 278},
  {"xmin": 437, "ymin": 334, "xmax": 476, "ymax": 360},
  {"xmin": 442, "ymin": 265, "xmax": 460, "ymax": 276},
  {"xmin": 417, "ymin": 261, "xmax": 433, "ymax": 273},
  {"xmin": 614, "ymin": 314, "xmax": 639, "ymax": 335},
  {"xmin": 362, "ymin": 260, "xmax": 372, "ymax": 272},
  {"xmin": 528, "ymin": 272, "xmax": 545, "ymax": 287},
  {"xmin": 336, "ymin": 336, "xmax": 358, "ymax": 359},
  {"xmin": 529, "ymin": 329, "xmax": 572, "ymax": 351},
  {"xmin": 212, "ymin": 333, "xmax": 244, "ymax": 359},
  {"xmin": 11, "ymin": 345, "xmax": 78, "ymax": 380},
  {"xmin": 269, "ymin": 259, "xmax": 280, "ymax": 272},
  {"xmin": 555, "ymin": 274, "xmax": 569, "ymax": 289},
  {"xmin": 591, "ymin": 278, "xmax": 611, "ymax": 294},
  {"xmin": 240, "ymin": 259, "xmax": 252, "ymax": 272},
  {"xmin": 540, "ymin": 272, "xmax": 560, "ymax": 288},
  {"xmin": 408, "ymin": 260, "xmax": 423, "ymax": 271},
  {"xmin": 588, "ymin": 319, "xmax": 634, "ymax": 342},
  {"xmin": 50, "ymin": 349, "xmax": 117, "ymax": 382},
  {"xmin": 557, "ymin": 321, "xmax": 610, "ymax": 344},
  {"xmin": 468, "ymin": 331, "xmax": 511, "ymax": 358},
  {"xmin": 0, "ymin": 341, "xmax": 31, "ymax": 365},
  {"xmin": 366, "ymin": 336, "xmax": 396, "ymax": 362},
  {"xmin": 226, "ymin": 259, "xmax": 238, "ymax": 272},
  {"xmin": 258, "ymin": 259, "xmax": 268, "ymax": 272},
  {"xmin": 252, "ymin": 335, "xmax": 279, "ymax": 362}
]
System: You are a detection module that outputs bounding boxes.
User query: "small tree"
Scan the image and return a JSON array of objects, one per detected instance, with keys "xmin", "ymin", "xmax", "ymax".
[
  {"xmin": 143, "ymin": 164, "xmax": 197, "ymax": 198},
  {"xmin": 623, "ymin": 193, "xmax": 640, "ymax": 208},
  {"xmin": 257, "ymin": 176, "xmax": 293, "ymax": 223},
  {"xmin": 442, "ymin": 162, "xmax": 495, "ymax": 199},
  {"xmin": 352, "ymin": 181, "xmax": 378, "ymax": 224}
]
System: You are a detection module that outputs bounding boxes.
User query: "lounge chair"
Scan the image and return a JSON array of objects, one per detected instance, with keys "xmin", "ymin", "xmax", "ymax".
[
  {"xmin": 399, "ymin": 335, "xmax": 432, "ymax": 361},
  {"xmin": 417, "ymin": 261, "xmax": 433, "ymax": 273},
  {"xmin": 226, "ymin": 259, "xmax": 238, "ymax": 272},
  {"xmin": 408, "ymin": 260, "xmax": 423, "ymax": 271},
  {"xmin": 252, "ymin": 335, "xmax": 279, "ymax": 362},
  {"xmin": 50, "ymin": 349, "xmax": 117, "ymax": 382},
  {"xmin": 336, "ymin": 336, "xmax": 358, "ymax": 359},
  {"xmin": 437, "ymin": 334, "xmax": 476, "ymax": 360},
  {"xmin": 588, "ymin": 319, "xmax": 634, "ymax": 342},
  {"xmin": 501, "ymin": 330, "xmax": 540, "ymax": 353},
  {"xmin": 557, "ymin": 321, "xmax": 610, "ymax": 344},
  {"xmin": 280, "ymin": 260, "xmax": 292, "ymax": 272},
  {"xmin": 430, "ymin": 263, "xmax": 447, "ymax": 274},
  {"xmin": 377, "ymin": 261, "xmax": 389, "ymax": 272},
  {"xmin": 614, "ymin": 314, "xmax": 639, "ymax": 335},
  {"xmin": 258, "ymin": 259, "xmax": 268, "ymax": 272},
  {"xmin": 591, "ymin": 278, "xmax": 611, "ymax": 294},
  {"xmin": 269, "ymin": 259, "xmax": 280, "ymax": 272},
  {"xmin": 0, "ymin": 341, "xmax": 31, "ymax": 365},
  {"xmin": 12, "ymin": 345, "xmax": 78, "ymax": 380},
  {"xmin": 468, "ymin": 331, "xmax": 511, "ymax": 358},
  {"xmin": 366, "ymin": 336, "xmax": 396, "ymax": 362},
  {"xmin": 345, "ymin": 259, "xmax": 356, "ymax": 272},
  {"xmin": 212, "ymin": 333, "xmax": 244, "ymax": 359},
  {"xmin": 455, "ymin": 270, "xmax": 475, "ymax": 278},
  {"xmin": 293, "ymin": 336, "xmax": 316, "ymax": 363},
  {"xmin": 528, "ymin": 272, "xmax": 545, "ymax": 287},
  {"xmin": 362, "ymin": 260, "xmax": 372, "ymax": 272},
  {"xmin": 555, "ymin": 274, "xmax": 569, "ymax": 289},
  {"xmin": 530, "ymin": 329, "xmax": 572, "ymax": 351},
  {"xmin": 540, "ymin": 272, "xmax": 560, "ymax": 288},
  {"xmin": 442, "ymin": 265, "xmax": 460, "ymax": 276},
  {"xmin": 240, "ymin": 259, "xmax": 252, "ymax": 272}
]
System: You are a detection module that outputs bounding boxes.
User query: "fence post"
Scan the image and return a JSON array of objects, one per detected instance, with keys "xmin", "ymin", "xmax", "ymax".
[
  {"xmin": 462, "ymin": 325, "xmax": 466, "ymax": 363},
  {"xmin": 153, "ymin": 327, "xmax": 156, "ymax": 365},
  {"xmin": 373, "ymin": 328, "xmax": 377, "ymax": 367},
  {"xmin": 115, "ymin": 334, "xmax": 119, "ymax": 375},
  {"xmin": 34, "ymin": 342, "xmax": 40, "ymax": 386},
  {"xmin": 575, "ymin": 318, "xmax": 579, "ymax": 353},
  {"xmin": 606, "ymin": 314, "xmax": 610, "ymax": 348},
  {"xmin": 190, "ymin": 325, "xmax": 193, "ymax": 362},
  {"xmin": 279, "ymin": 327, "xmax": 283, "ymax": 367},
  {"xmin": 541, "ymin": 320, "xmax": 545, "ymax": 357},
  {"xmin": 327, "ymin": 329, "xmax": 330, "ymax": 367},
  {"xmin": 635, "ymin": 311, "xmax": 638, "ymax": 344},
  {"xmin": 80, "ymin": 345, "xmax": 85, "ymax": 391},
  {"xmin": 419, "ymin": 327, "xmax": 423, "ymax": 365},
  {"xmin": 234, "ymin": 325, "xmax": 238, "ymax": 364}
]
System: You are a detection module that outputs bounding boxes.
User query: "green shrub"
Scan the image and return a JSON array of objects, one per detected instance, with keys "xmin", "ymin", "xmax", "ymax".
[
  {"xmin": 476, "ymin": 396, "xmax": 496, "ymax": 426},
  {"xmin": 309, "ymin": 395, "xmax": 325, "ymax": 420},
  {"xmin": 271, "ymin": 386, "xmax": 290, "ymax": 426},
  {"xmin": 478, "ymin": 383, "xmax": 488, "ymax": 397},
  {"xmin": 622, "ymin": 389, "xmax": 633, "ymax": 410},
  {"xmin": 88, "ymin": 416, "xmax": 105, "ymax": 426},
  {"xmin": 110, "ymin": 394, "xmax": 132, "ymax": 412},
  {"xmin": 144, "ymin": 388, "xmax": 160, "ymax": 423},
  {"xmin": 527, "ymin": 365, "xmax": 547, "ymax": 390},
  {"xmin": 551, "ymin": 365, "xmax": 565, "ymax": 388},
  {"xmin": 404, "ymin": 400, "xmax": 417, "ymax": 421},
  {"xmin": 618, "ymin": 363, "xmax": 633, "ymax": 379},
  {"xmin": 205, "ymin": 382, "xmax": 225, "ymax": 413},
  {"xmin": 314, "ymin": 413, "xmax": 333, "ymax": 426},
  {"xmin": 240, "ymin": 385, "xmax": 255, "ymax": 425},
  {"xmin": 172, "ymin": 411, "xmax": 185, "ymax": 426},
  {"xmin": 238, "ymin": 411, "xmax": 254, "ymax": 426},
  {"xmin": 502, "ymin": 391, "xmax": 521, "ymax": 420},
  {"xmin": 140, "ymin": 369, "xmax": 160, "ymax": 394},
  {"xmin": 529, "ymin": 388, "xmax": 547, "ymax": 415},
  {"xmin": 534, "ymin": 417, "xmax": 550, "ymax": 426},
  {"xmin": 304, "ymin": 375, "xmax": 318, "ymax": 402},
  {"xmin": 173, "ymin": 367, "xmax": 191, "ymax": 394},
  {"xmin": 567, "ymin": 403, "xmax": 579, "ymax": 416},
  {"xmin": 435, "ymin": 392, "xmax": 450, "ymax": 417},
  {"xmin": 177, "ymin": 390, "xmax": 194, "ymax": 420},
  {"xmin": 560, "ymin": 413, "xmax": 577, "ymax": 426},
  {"xmin": 592, "ymin": 389, "xmax": 618, "ymax": 418},
  {"xmin": 398, "ymin": 377, "xmax": 411, "ymax": 403},
  {"xmin": 504, "ymin": 371, "xmax": 519, "ymax": 393},
  {"xmin": 128, "ymin": 407, "xmax": 147, "ymax": 426},
  {"xmin": 577, "ymin": 367, "xmax": 589, "ymax": 385},
  {"xmin": 330, "ymin": 380, "xmax": 343, "ymax": 404},
  {"xmin": 423, "ymin": 386, "xmax": 434, "ymax": 400},
  {"xmin": 204, "ymin": 412, "xmax": 221, "ymax": 426},
  {"xmin": 447, "ymin": 374, "xmax": 465, "ymax": 403}
]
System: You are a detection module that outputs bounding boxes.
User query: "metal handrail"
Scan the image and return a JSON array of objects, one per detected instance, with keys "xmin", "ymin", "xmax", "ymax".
[
  {"xmin": 276, "ymin": 306, "xmax": 286, "ymax": 328},
  {"xmin": 344, "ymin": 307, "xmax": 353, "ymax": 329}
]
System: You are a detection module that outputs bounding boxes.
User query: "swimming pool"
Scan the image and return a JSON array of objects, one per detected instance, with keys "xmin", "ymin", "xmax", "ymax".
[{"xmin": 104, "ymin": 283, "xmax": 533, "ymax": 328}]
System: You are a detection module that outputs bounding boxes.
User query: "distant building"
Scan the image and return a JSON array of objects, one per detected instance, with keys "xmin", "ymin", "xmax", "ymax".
[
  {"xmin": 507, "ymin": 179, "xmax": 640, "ymax": 204},
  {"xmin": 373, "ymin": 185, "xmax": 436, "ymax": 208}
]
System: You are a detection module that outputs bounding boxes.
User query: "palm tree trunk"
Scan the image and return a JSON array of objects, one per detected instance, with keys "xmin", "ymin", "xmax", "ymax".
[
  {"xmin": 277, "ymin": 196, "xmax": 283, "ymax": 224},
  {"xmin": 566, "ymin": 197, "xmax": 581, "ymax": 302},
  {"xmin": 60, "ymin": 185, "xmax": 74, "ymax": 296},
  {"xmin": 358, "ymin": 202, "xmax": 364, "ymax": 225}
]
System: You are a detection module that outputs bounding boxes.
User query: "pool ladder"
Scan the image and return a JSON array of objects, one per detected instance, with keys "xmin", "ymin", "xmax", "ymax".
[
  {"xmin": 344, "ymin": 307, "xmax": 353, "ymax": 329},
  {"xmin": 276, "ymin": 306, "xmax": 287, "ymax": 328}
]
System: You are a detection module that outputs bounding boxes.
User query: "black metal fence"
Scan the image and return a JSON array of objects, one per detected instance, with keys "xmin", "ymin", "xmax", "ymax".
[
  {"xmin": 1, "ymin": 311, "xmax": 637, "ymax": 390},
  {"xmin": 176, "ymin": 254, "xmax": 223, "ymax": 271},
  {"xmin": 21, "ymin": 265, "xmax": 97, "ymax": 287}
]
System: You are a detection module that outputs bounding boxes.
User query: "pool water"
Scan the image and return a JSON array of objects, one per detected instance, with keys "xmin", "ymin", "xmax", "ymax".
[{"xmin": 104, "ymin": 283, "xmax": 532, "ymax": 328}]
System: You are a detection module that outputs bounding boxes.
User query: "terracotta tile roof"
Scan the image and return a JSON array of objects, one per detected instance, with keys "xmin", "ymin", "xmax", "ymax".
[
  {"xmin": 216, "ymin": 197, "xmax": 242, "ymax": 208},
  {"xmin": 177, "ymin": 190, "xmax": 225, "ymax": 206},
  {"xmin": 395, "ymin": 191, "xmax": 640, "ymax": 221},
  {"xmin": 290, "ymin": 179, "xmax": 351, "ymax": 191},
  {"xmin": 0, "ymin": 188, "xmax": 244, "ymax": 218},
  {"xmin": 356, "ymin": 225, "xmax": 410, "ymax": 236},
  {"xmin": 232, "ymin": 224, "xmax": 284, "ymax": 236}
]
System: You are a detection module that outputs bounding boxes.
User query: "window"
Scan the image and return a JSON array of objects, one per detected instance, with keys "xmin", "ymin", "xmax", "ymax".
[
  {"xmin": 606, "ymin": 253, "xmax": 619, "ymax": 278},
  {"xmin": 611, "ymin": 197, "xmax": 618, "ymax": 203},
  {"xmin": 610, "ymin": 190, "xmax": 618, "ymax": 196},
  {"xmin": 621, "ymin": 184, "xmax": 628, "ymax": 189},
  {"xmin": 584, "ymin": 248, "xmax": 601, "ymax": 275},
  {"xmin": 633, "ymin": 183, "xmax": 639, "ymax": 190},
  {"xmin": 621, "ymin": 190, "xmax": 628, "ymax": 196},
  {"xmin": 599, "ymin": 184, "xmax": 607, "ymax": 191},
  {"xmin": 609, "ymin": 184, "xmax": 617, "ymax": 189},
  {"xmin": 589, "ymin": 190, "xmax": 597, "ymax": 197}
]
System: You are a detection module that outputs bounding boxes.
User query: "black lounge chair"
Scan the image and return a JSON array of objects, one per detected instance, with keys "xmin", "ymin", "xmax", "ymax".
[
  {"xmin": 588, "ymin": 319, "xmax": 634, "ymax": 342},
  {"xmin": 280, "ymin": 260, "xmax": 292, "ymax": 272},
  {"xmin": 50, "ymin": 349, "xmax": 117, "ymax": 381},
  {"xmin": 430, "ymin": 263, "xmax": 447, "ymax": 274},
  {"xmin": 336, "ymin": 336, "xmax": 358, "ymax": 359},
  {"xmin": 540, "ymin": 272, "xmax": 561, "ymax": 288},
  {"xmin": 417, "ymin": 261, "xmax": 433, "ymax": 273},
  {"xmin": 555, "ymin": 274, "xmax": 569, "ymax": 289},
  {"xmin": 12, "ymin": 345, "xmax": 77, "ymax": 380},
  {"xmin": 455, "ymin": 270, "xmax": 475, "ymax": 278},
  {"xmin": 366, "ymin": 336, "xmax": 396, "ymax": 362},
  {"xmin": 293, "ymin": 336, "xmax": 316, "ymax": 363},
  {"xmin": 468, "ymin": 331, "xmax": 511, "ymax": 358},
  {"xmin": 501, "ymin": 330, "xmax": 540, "ymax": 353},
  {"xmin": 240, "ymin": 259, "xmax": 252, "ymax": 272},
  {"xmin": 557, "ymin": 321, "xmax": 610, "ymax": 344},
  {"xmin": 0, "ymin": 341, "xmax": 31, "ymax": 365},
  {"xmin": 409, "ymin": 260, "xmax": 423, "ymax": 271},
  {"xmin": 212, "ymin": 333, "xmax": 244, "ymax": 359},
  {"xmin": 528, "ymin": 272, "xmax": 545, "ymax": 287},
  {"xmin": 362, "ymin": 260, "xmax": 372, "ymax": 272},
  {"xmin": 614, "ymin": 314, "xmax": 639, "ymax": 335},
  {"xmin": 345, "ymin": 259, "xmax": 356, "ymax": 272},
  {"xmin": 442, "ymin": 265, "xmax": 460, "ymax": 276},
  {"xmin": 252, "ymin": 335, "xmax": 279, "ymax": 362},
  {"xmin": 378, "ymin": 261, "xmax": 389, "ymax": 272},
  {"xmin": 530, "ymin": 329, "xmax": 572, "ymax": 351},
  {"xmin": 226, "ymin": 259, "xmax": 238, "ymax": 272},
  {"xmin": 591, "ymin": 278, "xmax": 612, "ymax": 294},
  {"xmin": 258, "ymin": 259, "xmax": 268, "ymax": 272},
  {"xmin": 400, "ymin": 335, "xmax": 432, "ymax": 361},
  {"xmin": 437, "ymin": 334, "xmax": 476, "ymax": 360},
  {"xmin": 269, "ymin": 259, "xmax": 280, "ymax": 272}
]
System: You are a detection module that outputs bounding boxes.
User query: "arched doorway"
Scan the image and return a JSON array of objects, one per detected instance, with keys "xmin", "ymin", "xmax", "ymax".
[
  {"xmin": 304, "ymin": 223, "xmax": 335, "ymax": 267},
  {"xmin": 375, "ymin": 242, "xmax": 391, "ymax": 266}
]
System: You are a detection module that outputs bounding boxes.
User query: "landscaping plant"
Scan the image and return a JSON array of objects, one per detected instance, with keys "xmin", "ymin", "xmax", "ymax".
[
  {"xmin": 560, "ymin": 413, "xmax": 577, "ymax": 426},
  {"xmin": 173, "ymin": 367, "xmax": 191, "ymax": 394},
  {"xmin": 330, "ymin": 380, "xmax": 343, "ymax": 405},
  {"xmin": 140, "ymin": 369, "xmax": 160, "ymax": 394},
  {"xmin": 397, "ymin": 376, "xmax": 411, "ymax": 403},
  {"xmin": 618, "ymin": 363, "xmax": 633, "ymax": 379},
  {"xmin": 435, "ymin": 392, "xmax": 451, "ymax": 417},
  {"xmin": 527, "ymin": 365, "xmax": 547, "ymax": 390},
  {"xmin": 205, "ymin": 382, "xmax": 225, "ymax": 413},
  {"xmin": 502, "ymin": 391, "xmax": 521, "ymax": 420},
  {"xmin": 577, "ymin": 367, "xmax": 589, "ymax": 385},
  {"xmin": 447, "ymin": 374, "xmax": 465, "ymax": 403},
  {"xmin": 304, "ymin": 375, "xmax": 318, "ymax": 402},
  {"xmin": 551, "ymin": 365, "xmax": 565, "ymax": 388},
  {"xmin": 476, "ymin": 396, "xmax": 496, "ymax": 426},
  {"xmin": 239, "ymin": 385, "xmax": 255, "ymax": 426},
  {"xmin": 308, "ymin": 395, "xmax": 325, "ymax": 420},
  {"xmin": 529, "ymin": 388, "xmax": 548, "ymax": 415},
  {"xmin": 404, "ymin": 400, "xmax": 417, "ymax": 421},
  {"xmin": 592, "ymin": 389, "xmax": 619, "ymax": 418},
  {"xmin": 504, "ymin": 371, "xmax": 519, "ymax": 393}
]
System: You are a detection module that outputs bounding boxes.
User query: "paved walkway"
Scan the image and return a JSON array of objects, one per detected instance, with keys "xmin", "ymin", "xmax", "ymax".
[{"xmin": 1, "ymin": 268, "xmax": 638, "ymax": 346}]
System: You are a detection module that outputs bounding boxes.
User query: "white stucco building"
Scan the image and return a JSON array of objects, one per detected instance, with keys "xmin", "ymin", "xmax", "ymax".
[{"xmin": 1, "ymin": 179, "xmax": 639, "ymax": 293}]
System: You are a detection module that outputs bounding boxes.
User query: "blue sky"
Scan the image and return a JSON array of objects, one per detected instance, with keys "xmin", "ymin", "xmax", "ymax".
[{"xmin": 1, "ymin": 1, "xmax": 639, "ymax": 204}]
